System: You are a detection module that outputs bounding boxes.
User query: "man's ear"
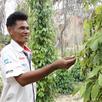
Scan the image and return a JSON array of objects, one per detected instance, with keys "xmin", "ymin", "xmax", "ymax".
[{"xmin": 7, "ymin": 27, "xmax": 13, "ymax": 35}]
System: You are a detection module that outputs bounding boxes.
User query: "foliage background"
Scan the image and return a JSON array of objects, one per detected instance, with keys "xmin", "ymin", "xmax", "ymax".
[{"xmin": 75, "ymin": 1, "xmax": 102, "ymax": 102}]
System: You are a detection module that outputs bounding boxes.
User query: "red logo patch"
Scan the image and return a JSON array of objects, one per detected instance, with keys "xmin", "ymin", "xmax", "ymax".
[{"xmin": 19, "ymin": 57, "xmax": 25, "ymax": 60}]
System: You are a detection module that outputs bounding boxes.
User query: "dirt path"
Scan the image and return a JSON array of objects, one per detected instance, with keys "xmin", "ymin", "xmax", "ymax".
[{"xmin": 55, "ymin": 93, "xmax": 83, "ymax": 102}]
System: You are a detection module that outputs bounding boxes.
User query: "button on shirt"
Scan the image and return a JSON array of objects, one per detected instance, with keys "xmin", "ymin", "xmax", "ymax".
[{"xmin": 0, "ymin": 40, "xmax": 36, "ymax": 102}]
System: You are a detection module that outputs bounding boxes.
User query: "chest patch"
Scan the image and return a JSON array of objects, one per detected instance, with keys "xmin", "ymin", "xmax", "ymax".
[{"xmin": 19, "ymin": 57, "xmax": 25, "ymax": 60}]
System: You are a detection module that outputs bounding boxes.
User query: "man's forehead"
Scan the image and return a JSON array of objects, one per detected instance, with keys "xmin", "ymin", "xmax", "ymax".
[{"xmin": 15, "ymin": 20, "xmax": 29, "ymax": 26}]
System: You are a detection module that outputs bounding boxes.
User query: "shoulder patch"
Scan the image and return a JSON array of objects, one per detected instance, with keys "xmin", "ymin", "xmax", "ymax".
[{"xmin": 4, "ymin": 59, "xmax": 12, "ymax": 64}]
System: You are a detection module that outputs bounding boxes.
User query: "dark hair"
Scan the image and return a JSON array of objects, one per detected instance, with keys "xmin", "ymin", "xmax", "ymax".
[{"xmin": 6, "ymin": 11, "xmax": 28, "ymax": 27}]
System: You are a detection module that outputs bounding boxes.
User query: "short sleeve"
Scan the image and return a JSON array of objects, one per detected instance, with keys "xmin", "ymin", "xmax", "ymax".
[{"xmin": 0, "ymin": 53, "xmax": 25, "ymax": 78}]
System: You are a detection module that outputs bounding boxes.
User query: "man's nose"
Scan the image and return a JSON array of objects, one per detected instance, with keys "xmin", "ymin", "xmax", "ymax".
[{"xmin": 24, "ymin": 29, "xmax": 30, "ymax": 34}]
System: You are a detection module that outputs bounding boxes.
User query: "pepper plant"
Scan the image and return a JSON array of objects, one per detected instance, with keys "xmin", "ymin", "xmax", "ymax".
[
  {"xmin": 28, "ymin": 0, "xmax": 57, "ymax": 102},
  {"xmin": 77, "ymin": 3, "xmax": 102, "ymax": 102}
]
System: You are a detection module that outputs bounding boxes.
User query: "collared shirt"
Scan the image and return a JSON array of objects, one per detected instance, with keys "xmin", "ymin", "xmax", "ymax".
[{"xmin": 0, "ymin": 40, "xmax": 36, "ymax": 102}]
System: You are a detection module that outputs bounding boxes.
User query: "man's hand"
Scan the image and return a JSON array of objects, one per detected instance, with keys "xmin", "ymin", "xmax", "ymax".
[{"xmin": 53, "ymin": 56, "xmax": 76, "ymax": 69}]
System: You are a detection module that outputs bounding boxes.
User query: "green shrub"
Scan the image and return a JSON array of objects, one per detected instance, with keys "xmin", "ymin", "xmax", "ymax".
[{"xmin": 55, "ymin": 60, "xmax": 84, "ymax": 94}]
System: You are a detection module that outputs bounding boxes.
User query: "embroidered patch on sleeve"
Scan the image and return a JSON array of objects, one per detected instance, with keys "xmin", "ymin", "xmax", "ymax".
[{"xmin": 4, "ymin": 59, "xmax": 12, "ymax": 64}]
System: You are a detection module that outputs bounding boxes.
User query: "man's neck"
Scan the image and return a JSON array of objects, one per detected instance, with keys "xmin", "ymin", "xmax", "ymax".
[{"xmin": 14, "ymin": 40, "xmax": 25, "ymax": 48}]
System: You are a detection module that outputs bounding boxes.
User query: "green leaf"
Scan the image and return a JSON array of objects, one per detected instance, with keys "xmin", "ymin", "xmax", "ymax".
[
  {"xmin": 84, "ymin": 80, "xmax": 93, "ymax": 102},
  {"xmin": 91, "ymin": 0, "xmax": 98, "ymax": 5},
  {"xmin": 87, "ymin": 66, "xmax": 100, "ymax": 79},
  {"xmin": 91, "ymin": 81, "xmax": 100, "ymax": 101},
  {"xmin": 89, "ymin": 39, "xmax": 98, "ymax": 51},
  {"xmin": 72, "ymin": 82, "xmax": 82, "ymax": 95},
  {"xmin": 80, "ymin": 83, "xmax": 86, "ymax": 97},
  {"xmin": 98, "ymin": 73, "xmax": 102, "ymax": 87},
  {"xmin": 95, "ymin": 5, "xmax": 102, "ymax": 14}
]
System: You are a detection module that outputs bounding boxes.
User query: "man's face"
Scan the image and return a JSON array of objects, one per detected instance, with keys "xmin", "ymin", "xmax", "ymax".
[{"xmin": 8, "ymin": 20, "xmax": 30, "ymax": 45}]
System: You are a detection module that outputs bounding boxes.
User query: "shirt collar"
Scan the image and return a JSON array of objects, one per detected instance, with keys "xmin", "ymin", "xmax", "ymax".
[
  {"xmin": 10, "ymin": 39, "xmax": 25, "ymax": 52},
  {"xmin": 10, "ymin": 39, "xmax": 32, "ymax": 54}
]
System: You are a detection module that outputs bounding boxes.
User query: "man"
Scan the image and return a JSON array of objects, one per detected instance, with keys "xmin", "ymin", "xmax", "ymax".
[{"xmin": 0, "ymin": 11, "xmax": 76, "ymax": 102}]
